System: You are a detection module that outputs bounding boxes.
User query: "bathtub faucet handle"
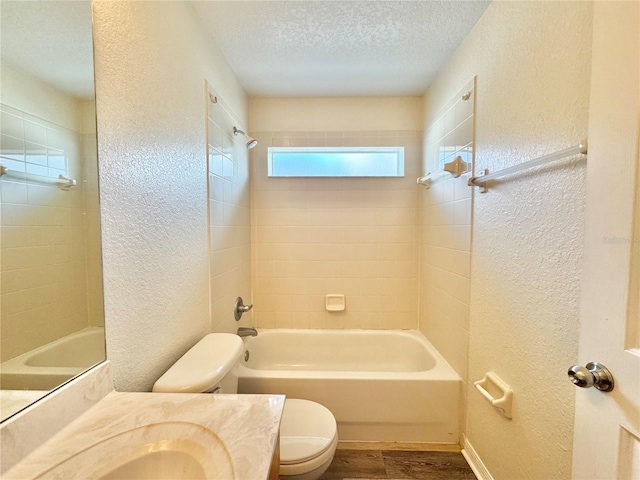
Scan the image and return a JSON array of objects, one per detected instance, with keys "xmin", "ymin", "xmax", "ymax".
[
  {"xmin": 238, "ymin": 303, "xmax": 253, "ymax": 313},
  {"xmin": 234, "ymin": 297, "xmax": 253, "ymax": 321}
]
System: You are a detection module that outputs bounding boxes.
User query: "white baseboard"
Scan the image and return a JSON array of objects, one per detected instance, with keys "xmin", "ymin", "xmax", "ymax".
[{"xmin": 461, "ymin": 435, "xmax": 494, "ymax": 480}]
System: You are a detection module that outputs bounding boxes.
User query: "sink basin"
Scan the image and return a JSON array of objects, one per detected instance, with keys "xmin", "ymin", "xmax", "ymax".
[
  {"xmin": 100, "ymin": 450, "xmax": 207, "ymax": 480},
  {"xmin": 35, "ymin": 422, "xmax": 234, "ymax": 480}
]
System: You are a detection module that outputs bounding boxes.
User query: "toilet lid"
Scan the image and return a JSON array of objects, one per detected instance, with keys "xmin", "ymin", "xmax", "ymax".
[{"xmin": 280, "ymin": 399, "xmax": 337, "ymax": 465}]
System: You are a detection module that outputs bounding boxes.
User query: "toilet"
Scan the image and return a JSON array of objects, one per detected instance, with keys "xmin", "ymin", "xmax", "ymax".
[{"xmin": 152, "ymin": 333, "xmax": 338, "ymax": 480}]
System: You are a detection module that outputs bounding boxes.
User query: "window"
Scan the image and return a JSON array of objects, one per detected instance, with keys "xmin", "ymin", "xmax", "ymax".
[{"xmin": 268, "ymin": 146, "xmax": 404, "ymax": 177}]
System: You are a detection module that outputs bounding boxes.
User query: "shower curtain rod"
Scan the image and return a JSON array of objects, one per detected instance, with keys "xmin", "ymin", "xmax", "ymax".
[
  {"xmin": 0, "ymin": 165, "xmax": 77, "ymax": 190},
  {"xmin": 468, "ymin": 138, "xmax": 588, "ymax": 193}
]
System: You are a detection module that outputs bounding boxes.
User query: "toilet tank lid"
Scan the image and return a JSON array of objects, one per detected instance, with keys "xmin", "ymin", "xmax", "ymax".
[{"xmin": 152, "ymin": 333, "xmax": 244, "ymax": 393}]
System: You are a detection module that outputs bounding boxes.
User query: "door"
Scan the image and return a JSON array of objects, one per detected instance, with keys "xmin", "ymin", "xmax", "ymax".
[{"xmin": 572, "ymin": 3, "xmax": 640, "ymax": 479}]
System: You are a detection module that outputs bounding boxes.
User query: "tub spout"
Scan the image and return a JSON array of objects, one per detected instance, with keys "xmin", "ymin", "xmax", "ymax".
[{"xmin": 237, "ymin": 327, "xmax": 258, "ymax": 337}]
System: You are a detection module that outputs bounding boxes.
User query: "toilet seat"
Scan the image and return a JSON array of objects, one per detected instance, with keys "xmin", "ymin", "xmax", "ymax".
[
  {"xmin": 279, "ymin": 434, "xmax": 338, "ymax": 479},
  {"xmin": 279, "ymin": 399, "xmax": 337, "ymax": 476}
]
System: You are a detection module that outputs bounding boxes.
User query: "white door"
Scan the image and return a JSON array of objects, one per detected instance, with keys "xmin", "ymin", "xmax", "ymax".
[{"xmin": 572, "ymin": 3, "xmax": 640, "ymax": 479}]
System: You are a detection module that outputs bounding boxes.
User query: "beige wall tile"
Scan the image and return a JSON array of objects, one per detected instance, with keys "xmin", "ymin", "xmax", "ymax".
[
  {"xmin": 418, "ymin": 82, "xmax": 474, "ymax": 384},
  {"xmin": 207, "ymin": 88, "xmax": 253, "ymax": 334},
  {"xmin": 250, "ymin": 130, "xmax": 421, "ymax": 330}
]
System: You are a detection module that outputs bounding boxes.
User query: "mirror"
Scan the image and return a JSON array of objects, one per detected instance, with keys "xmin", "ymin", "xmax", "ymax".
[{"xmin": 0, "ymin": 1, "xmax": 105, "ymax": 421}]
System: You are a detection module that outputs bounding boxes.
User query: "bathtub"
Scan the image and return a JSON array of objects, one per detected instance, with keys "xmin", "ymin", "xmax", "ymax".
[
  {"xmin": 238, "ymin": 329, "xmax": 461, "ymax": 444},
  {"xmin": 0, "ymin": 327, "xmax": 105, "ymax": 390}
]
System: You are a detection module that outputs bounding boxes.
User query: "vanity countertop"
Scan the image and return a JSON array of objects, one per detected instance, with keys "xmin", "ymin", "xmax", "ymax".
[{"xmin": 4, "ymin": 391, "xmax": 285, "ymax": 480}]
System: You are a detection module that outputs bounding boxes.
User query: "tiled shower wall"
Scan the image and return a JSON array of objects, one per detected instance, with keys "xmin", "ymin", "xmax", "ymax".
[
  {"xmin": 207, "ymin": 88, "xmax": 252, "ymax": 333},
  {"xmin": 80, "ymin": 101, "xmax": 103, "ymax": 328},
  {"xmin": 0, "ymin": 102, "xmax": 101, "ymax": 361},
  {"xmin": 250, "ymin": 130, "xmax": 421, "ymax": 330},
  {"xmin": 419, "ymin": 81, "xmax": 474, "ymax": 381},
  {"xmin": 419, "ymin": 81, "xmax": 475, "ymax": 433}
]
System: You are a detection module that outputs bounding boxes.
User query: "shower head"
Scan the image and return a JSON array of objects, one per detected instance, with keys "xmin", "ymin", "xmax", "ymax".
[{"xmin": 233, "ymin": 126, "xmax": 258, "ymax": 149}]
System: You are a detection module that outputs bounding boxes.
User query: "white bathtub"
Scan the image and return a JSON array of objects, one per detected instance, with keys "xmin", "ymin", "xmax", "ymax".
[
  {"xmin": 238, "ymin": 329, "xmax": 461, "ymax": 444},
  {"xmin": 0, "ymin": 327, "xmax": 105, "ymax": 390}
]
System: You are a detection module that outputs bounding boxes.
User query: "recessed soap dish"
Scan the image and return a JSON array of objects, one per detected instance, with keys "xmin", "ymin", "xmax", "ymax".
[{"xmin": 325, "ymin": 294, "xmax": 345, "ymax": 312}]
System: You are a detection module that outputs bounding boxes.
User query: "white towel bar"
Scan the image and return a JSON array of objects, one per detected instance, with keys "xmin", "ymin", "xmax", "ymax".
[
  {"xmin": 0, "ymin": 165, "xmax": 77, "ymax": 191},
  {"xmin": 468, "ymin": 139, "xmax": 588, "ymax": 193}
]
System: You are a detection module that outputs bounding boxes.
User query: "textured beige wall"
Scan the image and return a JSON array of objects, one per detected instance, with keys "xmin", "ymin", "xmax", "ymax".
[
  {"xmin": 422, "ymin": 2, "xmax": 592, "ymax": 478},
  {"xmin": 92, "ymin": 1, "xmax": 247, "ymax": 391},
  {"xmin": 249, "ymin": 97, "xmax": 423, "ymax": 133},
  {"xmin": 248, "ymin": 97, "xmax": 422, "ymax": 329}
]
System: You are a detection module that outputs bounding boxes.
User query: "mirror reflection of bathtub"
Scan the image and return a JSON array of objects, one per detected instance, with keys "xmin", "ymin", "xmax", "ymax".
[
  {"xmin": 0, "ymin": 1, "xmax": 105, "ymax": 422},
  {"xmin": 0, "ymin": 327, "xmax": 105, "ymax": 390},
  {"xmin": 0, "ymin": 327, "xmax": 105, "ymax": 418}
]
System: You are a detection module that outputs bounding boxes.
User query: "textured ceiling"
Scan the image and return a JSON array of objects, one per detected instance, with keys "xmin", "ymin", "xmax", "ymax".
[
  {"xmin": 1, "ymin": 1, "xmax": 489, "ymax": 100},
  {"xmin": 0, "ymin": 1, "xmax": 94, "ymax": 99},
  {"xmin": 192, "ymin": 0, "xmax": 490, "ymax": 97}
]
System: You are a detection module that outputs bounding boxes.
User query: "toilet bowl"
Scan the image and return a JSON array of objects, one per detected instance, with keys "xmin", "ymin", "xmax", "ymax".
[
  {"xmin": 279, "ymin": 399, "xmax": 338, "ymax": 480},
  {"xmin": 152, "ymin": 333, "xmax": 337, "ymax": 480}
]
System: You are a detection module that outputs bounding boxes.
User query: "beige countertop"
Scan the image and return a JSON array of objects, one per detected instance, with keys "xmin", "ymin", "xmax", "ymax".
[{"xmin": 4, "ymin": 391, "xmax": 285, "ymax": 480}]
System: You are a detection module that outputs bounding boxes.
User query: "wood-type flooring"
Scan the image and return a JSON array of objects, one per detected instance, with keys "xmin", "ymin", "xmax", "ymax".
[{"xmin": 318, "ymin": 449, "xmax": 477, "ymax": 480}]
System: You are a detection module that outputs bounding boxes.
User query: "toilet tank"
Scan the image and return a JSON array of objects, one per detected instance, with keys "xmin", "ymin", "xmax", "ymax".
[{"xmin": 152, "ymin": 333, "xmax": 244, "ymax": 394}]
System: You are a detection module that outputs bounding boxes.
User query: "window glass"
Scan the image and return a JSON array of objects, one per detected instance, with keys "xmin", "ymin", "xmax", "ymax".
[{"xmin": 268, "ymin": 147, "xmax": 404, "ymax": 177}]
